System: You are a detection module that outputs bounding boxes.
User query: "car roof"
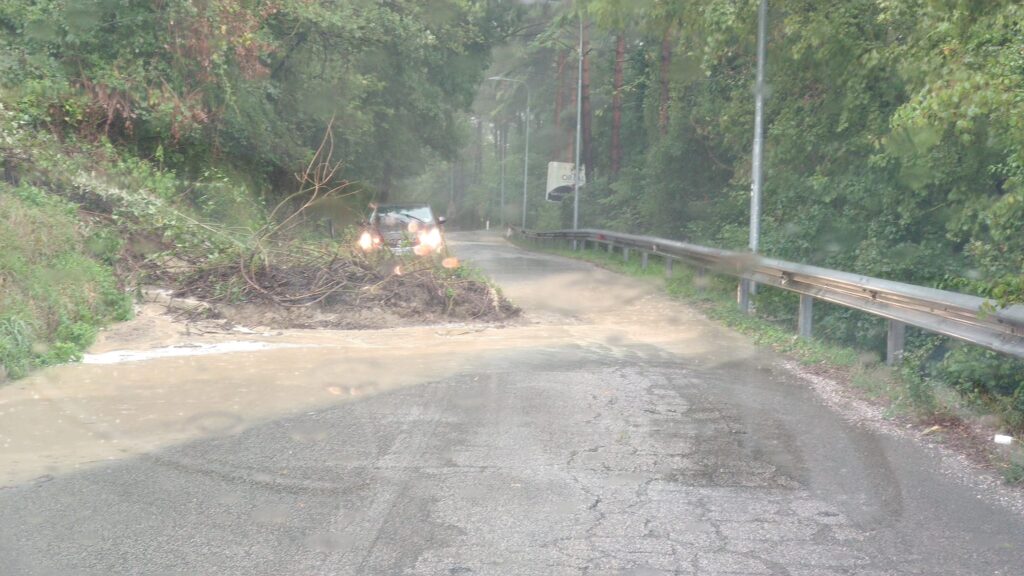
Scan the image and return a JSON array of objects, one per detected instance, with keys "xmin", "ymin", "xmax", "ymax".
[{"xmin": 375, "ymin": 203, "xmax": 432, "ymax": 209}]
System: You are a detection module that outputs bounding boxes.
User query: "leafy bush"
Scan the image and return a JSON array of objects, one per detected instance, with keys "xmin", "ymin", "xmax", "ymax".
[{"xmin": 926, "ymin": 344, "xmax": 1024, "ymax": 431}]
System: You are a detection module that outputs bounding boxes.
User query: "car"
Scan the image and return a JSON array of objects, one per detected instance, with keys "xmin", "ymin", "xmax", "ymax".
[{"xmin": 357, "ymin": 203, "xmax": 447, "ymax": 256}]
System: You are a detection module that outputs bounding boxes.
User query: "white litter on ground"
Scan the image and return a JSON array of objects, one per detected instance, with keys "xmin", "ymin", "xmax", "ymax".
[
  {"xmin": 994, "ymin": 434, "xmax": 1014, "ymax": 445},
  {"xmin": 82, "ymin": 341, "xmax": 309, "ymax": 365}
]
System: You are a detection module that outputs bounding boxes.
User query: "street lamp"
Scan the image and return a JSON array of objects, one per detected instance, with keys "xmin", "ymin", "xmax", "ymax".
[
  {"xmin": 741, "ymin": 0, "xmax": 768, "ymax": 313},
  {"xmin": 573, "ymin": 15, "xmax": 583, "ymax": 243},
  {"xmin": 488, "ymin": 76, "xmax": 531, "ymax": 229}
]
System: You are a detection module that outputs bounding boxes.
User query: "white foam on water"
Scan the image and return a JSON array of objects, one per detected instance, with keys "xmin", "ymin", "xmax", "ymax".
[{"xmin": 82, "ymin": 341, "xmax": 308, "ymax": 365}]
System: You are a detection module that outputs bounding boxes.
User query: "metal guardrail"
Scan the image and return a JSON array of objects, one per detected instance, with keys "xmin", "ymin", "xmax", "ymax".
[{"xmin": 513, "ymin": 227, "xmax": 1024, "ymax": 363}]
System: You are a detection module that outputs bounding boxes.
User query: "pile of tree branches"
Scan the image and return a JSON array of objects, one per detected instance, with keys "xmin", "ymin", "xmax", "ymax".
[{"xmin": 169, "ymin": 123, "xmax": 517, "ymax": 322}]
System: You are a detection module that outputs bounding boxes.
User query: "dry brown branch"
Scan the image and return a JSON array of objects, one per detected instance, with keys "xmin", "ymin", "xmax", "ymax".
[{"xmin": 263, "ymin": 115, "xmax": 356, "ymax": 243}]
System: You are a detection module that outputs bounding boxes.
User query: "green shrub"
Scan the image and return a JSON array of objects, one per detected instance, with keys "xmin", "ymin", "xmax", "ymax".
[{"xmin": 927, "ymin": 344, "xmax": 1024, "ymax": 431}]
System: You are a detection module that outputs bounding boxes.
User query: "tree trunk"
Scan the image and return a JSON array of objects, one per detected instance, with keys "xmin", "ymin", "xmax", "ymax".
[
  {"xmin": 611, "ymin": 33, "xmax": 625, "ymax": 175},
  {"xmin": 474, "ymin": 116, "xmax": 483, "ymax": 185},
  {"xmin": 659, "ymin": 26, "xmax": 672, "ymax": 136},
  {"xmin": 452, "ymin": 158, "xmax": 460, "ymax": 219},
  {"xmin": 581, "ymin": 18, "xmax": 593, "ymax": 176},
  {"xmin": 380, "ymin": 160, "xmax": 392, "ymax": 203}
]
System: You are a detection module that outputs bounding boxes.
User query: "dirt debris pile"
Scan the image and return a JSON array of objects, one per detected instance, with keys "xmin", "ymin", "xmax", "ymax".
[{"xmin": 166, "ymin": 249, "xmax": 519, "ymax": 330}]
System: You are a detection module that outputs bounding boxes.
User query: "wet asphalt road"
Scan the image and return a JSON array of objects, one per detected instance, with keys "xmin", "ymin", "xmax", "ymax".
[{"xmin": 2, "ymin": 232, "xmax": 1023, "ymax": 575}]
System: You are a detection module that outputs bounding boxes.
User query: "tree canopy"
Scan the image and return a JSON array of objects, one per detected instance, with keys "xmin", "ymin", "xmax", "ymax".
[
  {"xmin": 0, "ymin": 0, "xmax": 519, "ymax": 196},
  {"xmin": 410, "ymin": 0, "xmax": 1024, "ymax": 309}
]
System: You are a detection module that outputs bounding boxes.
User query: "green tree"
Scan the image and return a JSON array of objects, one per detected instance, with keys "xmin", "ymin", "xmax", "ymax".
[{"xmin": 0, "ymin": 0, "xmax": 515, "ymax": 199}]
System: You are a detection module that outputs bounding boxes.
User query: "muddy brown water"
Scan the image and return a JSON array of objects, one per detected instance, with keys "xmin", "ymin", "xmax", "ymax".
[{"xmin": 0, "ymin": 232, "xmax": 752, "ymax": 486}]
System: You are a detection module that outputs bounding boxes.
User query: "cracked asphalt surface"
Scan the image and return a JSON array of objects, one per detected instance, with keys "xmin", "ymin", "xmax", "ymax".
[{"xmin": 1, "ymin": 232, "xmax": 1023, "ymax": 575}]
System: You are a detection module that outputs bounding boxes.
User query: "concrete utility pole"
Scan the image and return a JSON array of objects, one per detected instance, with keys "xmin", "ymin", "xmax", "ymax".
[
  {"xmin": 750, "ymin": 0, "xmax": 767, "ymax": 255},
  {"xmin": 521, "ymin": 89, "xmax": 530, "ymax": 229},
  {"xmin": 488, "ymin": 77, "xmax": 531, "ymax": 229},
  {"xmin": 741, "ymin": 0, "xmax": 768, "ymax": 313},
  {"xmin": 499, "ymin": 125, "xmax": 506, "ymax": 227},
  {"xmin": 572, "ymin": 14, "xmax": 584, "ymax": 245}
]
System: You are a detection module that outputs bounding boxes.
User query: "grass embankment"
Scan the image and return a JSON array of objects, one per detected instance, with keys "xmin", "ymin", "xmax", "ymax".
[
  {"xmin": 517, "ymin": 238, "xmax": 1024, "ymax": 484},
  {"xmin": 0, "ymin": 101, "xmax": 262, "ymax": 381},
  {"xmin": 0, "ymin": 187, "xmax": 131, "ymax": 378}
]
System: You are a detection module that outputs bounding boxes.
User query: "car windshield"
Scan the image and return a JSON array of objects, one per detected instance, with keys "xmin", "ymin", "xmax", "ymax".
[{"xmin": 376, "ymin": 206, "xmax": 434, "ymax": 228}]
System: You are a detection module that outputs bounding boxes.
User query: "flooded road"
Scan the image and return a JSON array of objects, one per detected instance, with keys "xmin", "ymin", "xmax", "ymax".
[
  {"xmin": 0, "ymin": 233, "xmax": 743, "ymax": 488},
  {"xmin": 1, "ymin": 232, "xmax": 1022, "ymax": 575}
]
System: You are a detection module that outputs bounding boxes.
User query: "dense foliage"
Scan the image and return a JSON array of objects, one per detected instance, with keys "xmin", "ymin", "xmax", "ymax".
[
  {"xmin": 408, "ymin": 0, "xmax": 1024, "ymax": 425},
  {"xmin": 0, "ymin": 0, "xmax": 513, "ymax": 196}
]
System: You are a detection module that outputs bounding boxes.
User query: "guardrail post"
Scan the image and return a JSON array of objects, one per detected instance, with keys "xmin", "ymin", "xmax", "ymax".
[
  {"xmin": 641, "ymin": 252, "xmax": 648, "ymax": 270},
  {"xmin": 696, "ymin": 267, "xmax": 706, "ymax": 292},
  {"xmin": 798, "ymin": 295, "xmax": 813, "ymax": 339},
  {"xmin": 607, "ymin": 242, "xmax": 614, "ymax": 254},
  {"xmin": 886, "ymin": 320, "xmax": 906, "ymax": 366},
  {"xmin": 623, "ymin": 247, "xmax": 630, "ymax": 262},
  {"xmin": 738, "ymin": 279, "xmax": 752, "ymax": 313},
  {"xmin": 665, "ymin": 257, "xmax": 673, "ymax": 278}
]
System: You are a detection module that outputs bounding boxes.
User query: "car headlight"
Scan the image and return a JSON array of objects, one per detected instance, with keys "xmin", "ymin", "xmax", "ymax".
[
  {"xmin": 357, "ymin": 230, "xmax": 379, "ymax": 251},
  {"xmin": 416, "ymin": 228, "xmax": 443, "ymax": 252}
]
